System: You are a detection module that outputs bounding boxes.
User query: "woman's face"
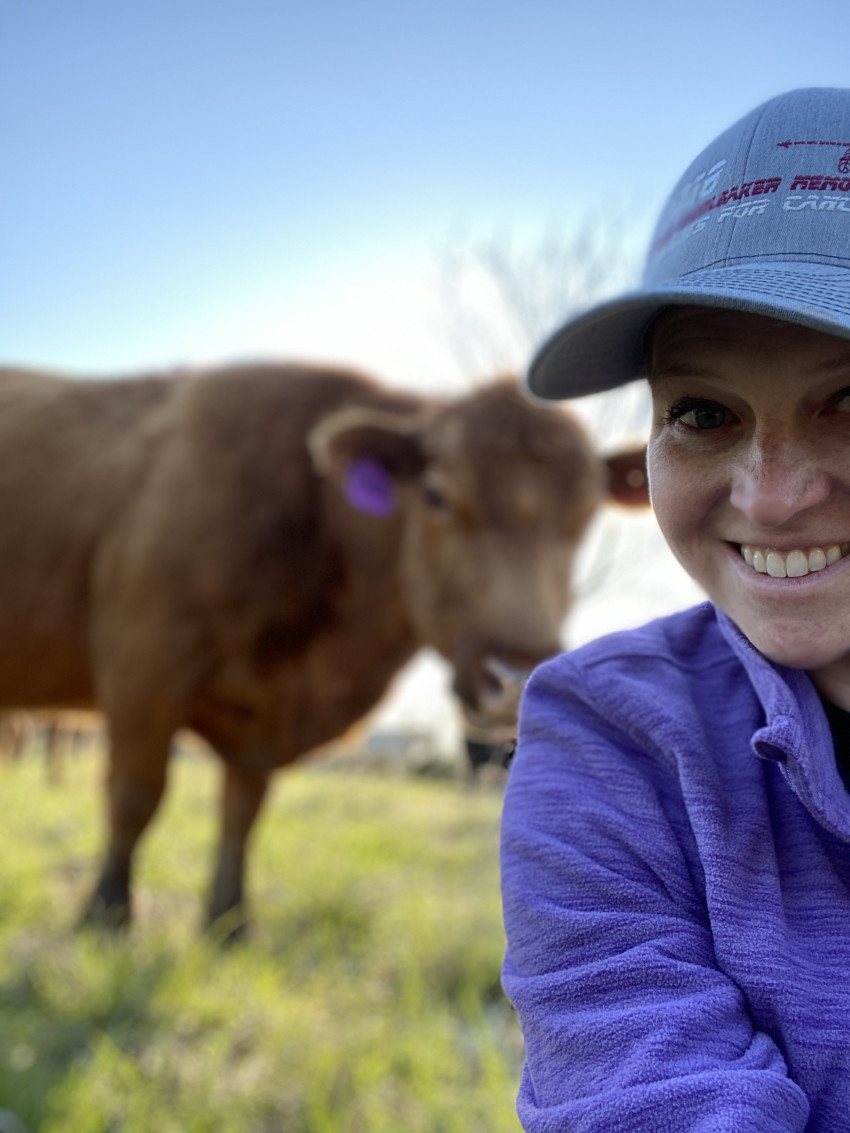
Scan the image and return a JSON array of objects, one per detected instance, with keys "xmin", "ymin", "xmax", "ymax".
[{"xmin": 648, "ymin": 307, "xmax": 850, "ymax": 690}]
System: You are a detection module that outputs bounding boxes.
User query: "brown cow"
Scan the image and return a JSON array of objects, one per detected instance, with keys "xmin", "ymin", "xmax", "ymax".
[{"xmin": 0, "ymin": 363, "xmax": 645, "ymax": 934}]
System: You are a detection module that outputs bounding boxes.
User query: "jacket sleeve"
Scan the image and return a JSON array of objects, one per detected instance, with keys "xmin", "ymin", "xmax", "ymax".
[{"xmin": 500, "ymin": 657, "xmax": 810, "ymax": 1133}]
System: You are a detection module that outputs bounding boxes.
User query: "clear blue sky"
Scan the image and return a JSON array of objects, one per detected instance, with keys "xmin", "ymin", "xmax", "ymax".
[{"xmin": 3, "ymin": 0, "xmax": 849, "ymax": 387}]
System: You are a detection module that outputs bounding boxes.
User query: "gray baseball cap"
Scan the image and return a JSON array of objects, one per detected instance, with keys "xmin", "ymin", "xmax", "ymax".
[{"xmin": 528, "ymin": 87, "xmax": 850, "ymax": 400}]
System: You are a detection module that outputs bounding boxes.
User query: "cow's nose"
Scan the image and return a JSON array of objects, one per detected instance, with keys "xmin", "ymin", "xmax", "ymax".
[
  {"xmin": 455, "ymin": 653, "xmax": 538, "ymax": 737},
  {"xmin": 479, "ymin": 656, "xmax": 530, "ymax": 714}
]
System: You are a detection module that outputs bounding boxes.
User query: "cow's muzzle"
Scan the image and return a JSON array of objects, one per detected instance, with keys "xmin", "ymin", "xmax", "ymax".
[{"xmin": 455, "ymin": 650, "xmax": 551, "ymax": 744}]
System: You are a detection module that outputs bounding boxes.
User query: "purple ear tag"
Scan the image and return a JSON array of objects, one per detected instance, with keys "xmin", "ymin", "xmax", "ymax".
[{"xmin": 342, "ymin": 457, "xmax": 397, "ymax": 518}]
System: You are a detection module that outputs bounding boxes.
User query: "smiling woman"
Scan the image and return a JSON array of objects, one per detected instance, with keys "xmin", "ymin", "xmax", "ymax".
[
  {"xmin": 647, "ymin": 308, "xmax": 850, "ymax": 680},
  {"xmin": 501, "ymin": 87, "xmax": 850, "ymax": 1133}
]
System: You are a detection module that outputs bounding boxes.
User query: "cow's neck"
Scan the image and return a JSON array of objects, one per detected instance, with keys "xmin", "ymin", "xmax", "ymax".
[{"xmin": 191, "ymin": 553, "xmax": 420, "ymax": 770}]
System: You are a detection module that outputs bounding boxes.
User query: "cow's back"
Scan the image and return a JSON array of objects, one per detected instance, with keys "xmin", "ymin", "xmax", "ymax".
[
  {"xmin": 0, "ymin": 362, "xmax": 423, "ymax": 721},
  {"xmin": 0, "ymin": 368, "xmax": 176, "ymax": 703}
]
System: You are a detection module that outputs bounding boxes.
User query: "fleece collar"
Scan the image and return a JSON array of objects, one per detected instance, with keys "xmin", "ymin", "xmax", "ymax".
[{"xmin": 715, "ymin": 606, "xmax": 850, "ymax": 842}]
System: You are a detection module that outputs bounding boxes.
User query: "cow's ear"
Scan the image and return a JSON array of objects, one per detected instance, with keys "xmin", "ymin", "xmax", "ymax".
[
  {"xmin": 605, "ymin": 446, "xmax": 650, "ymax": 508},
  {"xmin": 308, "ymin": 407, "xmax": 427, "ymax": 518}
]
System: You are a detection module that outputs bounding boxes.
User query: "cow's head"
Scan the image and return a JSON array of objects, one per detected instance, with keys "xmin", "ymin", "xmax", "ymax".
[{"xmin": 309, "ymin": 378, "xmax": 647, "ymax": 730}]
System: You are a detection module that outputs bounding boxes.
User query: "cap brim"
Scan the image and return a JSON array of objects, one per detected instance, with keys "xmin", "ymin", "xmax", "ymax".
[{"xmin": 528, "ymin": 261, "xmax": 850, "ymax": 400}]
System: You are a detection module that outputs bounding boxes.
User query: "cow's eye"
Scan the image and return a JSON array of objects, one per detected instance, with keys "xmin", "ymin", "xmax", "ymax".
[{"xmin": 423, "ymin": 483, "xmax": 450, "ymax": 512}]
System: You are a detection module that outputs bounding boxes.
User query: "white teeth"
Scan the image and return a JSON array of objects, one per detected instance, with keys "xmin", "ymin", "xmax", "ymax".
[
  {"xmin": 809, "ymin": 548, "xmax": 827, "ymax": 572},
  {"xmin": 766, "ymin": 552, "xmax": 786, "ymax": 578},
  {"xmin": 785, "ymin": 550, "xmax": 808, "ymax": 578},
  {"xmin": 740, "ymin": 542, "xmax": 850, "ymax": 578}
]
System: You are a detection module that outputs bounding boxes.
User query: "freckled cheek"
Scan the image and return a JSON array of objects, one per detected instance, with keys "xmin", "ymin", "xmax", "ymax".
[
  {"xmin": 647, "ymin": 445, "xmax": 709, "ymax": 548},
  {"xmin": 646, "ymin": 443, "xmax": 680, "ymax": 521}
]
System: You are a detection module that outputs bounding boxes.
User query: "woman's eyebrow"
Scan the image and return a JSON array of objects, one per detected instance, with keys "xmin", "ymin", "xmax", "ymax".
[
  {"xmin": 813, "ymin": 350, "xmax": 850, "ymax": 376},
  {"xmin": 647, "ymin": 361, "xmax": 721, "ymax": 385},
  {"xmin": 650, "ymin": 349, "xmax": 850, "ymax": 385}
]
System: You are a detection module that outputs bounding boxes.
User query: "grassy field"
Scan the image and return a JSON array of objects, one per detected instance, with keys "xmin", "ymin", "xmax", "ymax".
[{"xmin": 0, "ymin": 746, "xmax": 522, "ymax": 1133}]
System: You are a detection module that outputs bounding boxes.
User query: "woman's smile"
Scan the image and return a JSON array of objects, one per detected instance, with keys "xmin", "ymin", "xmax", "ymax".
[{"xmin": 738, "ymin": 541, "xmax": 850, "ymax": 578}]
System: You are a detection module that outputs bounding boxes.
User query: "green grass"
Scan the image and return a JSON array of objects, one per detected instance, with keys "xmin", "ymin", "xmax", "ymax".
[{"xmin": 0, "ymin": 748, "xmax": 523, "ymax": 1132}]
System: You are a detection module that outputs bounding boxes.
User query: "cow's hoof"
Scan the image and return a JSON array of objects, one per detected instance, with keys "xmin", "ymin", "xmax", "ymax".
[
  {"xmin": 78, "ymin": 894, "xmax": 131, "ymax": 934},
  {"xmin": 205, "ymin": 907, "xmax": 251, "ymax": 947}
]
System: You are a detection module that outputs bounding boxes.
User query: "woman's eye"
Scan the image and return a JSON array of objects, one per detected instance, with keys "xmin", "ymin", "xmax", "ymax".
[
  {"xmin": 833, "ymin": 389, "xmax": 850, "ymax": 414},
  {"xmin": 666, "ymin": 399, "xmax": 729, "ymax": 430}
]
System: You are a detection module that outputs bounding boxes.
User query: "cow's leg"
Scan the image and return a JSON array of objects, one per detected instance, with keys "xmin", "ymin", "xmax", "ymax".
[
  {"xmin": 43, "ymin": 720, "xmax": 63, "ymax": 786},
  {"xmin": 82, "ymin": 727, "xmax": 171, "ymax": 931},
  {"xmin": 206, "ymin": 763, "xmax": 270, "ymax": 941},
  {"xmin": 0, "ymin": 714, "xmax": 16, "ymax": 764},
  {"xmin": 10, "ymin": 716, "xmax": 30, "ymax": 761}
]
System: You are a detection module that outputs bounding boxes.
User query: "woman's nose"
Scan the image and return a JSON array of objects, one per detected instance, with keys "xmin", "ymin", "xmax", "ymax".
[{"xmin": 729, "ymin": 437, "xmax": 831, "ymax": 528}]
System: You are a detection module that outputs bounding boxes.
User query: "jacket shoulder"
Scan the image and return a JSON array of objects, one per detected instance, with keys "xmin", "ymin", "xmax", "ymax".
[
  {"xmin": 568, "ymin": 602, "xmax": 727, "ymax": 673},
  {"xmin": 522, "ymin": 603, "xmax": 752, "ymax": 755}
]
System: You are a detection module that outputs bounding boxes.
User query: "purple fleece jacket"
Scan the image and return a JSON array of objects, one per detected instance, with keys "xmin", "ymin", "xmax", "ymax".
[{"xmin": 501, "ymin": 602, "xmax": 850, "ymax": 1132}]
